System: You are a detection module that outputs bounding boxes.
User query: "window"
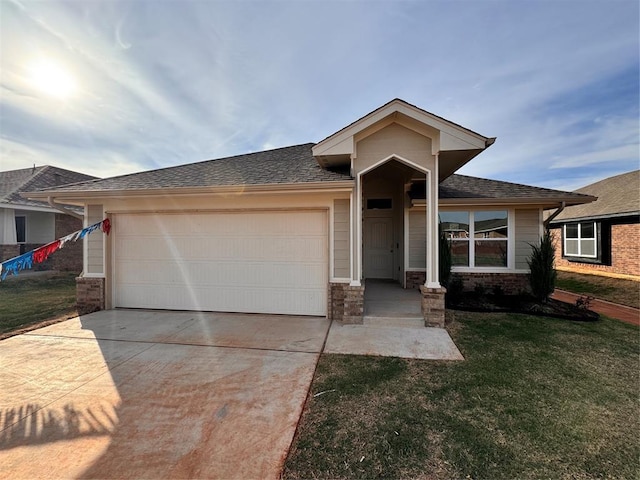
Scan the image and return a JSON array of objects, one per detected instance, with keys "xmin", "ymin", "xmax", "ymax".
[
  {"xmin": 367, "ymin": 198, "xmax": 392, "ymax": 210},
  {"xmin": 15, "ymin": 216, "xmax": 26, "ymax": 243},
  {"xmin": 564, "ymin": 222, "xmax": 597, "ymax": 258},
  {"xmin": 440, "ymin": 210, "xmax": 509, "ymax": 268}
]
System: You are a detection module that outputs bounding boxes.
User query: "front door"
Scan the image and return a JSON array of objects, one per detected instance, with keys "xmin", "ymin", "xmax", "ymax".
[{"xmin": 364, "ymin": 216, "xmax": 394, "ymax": 279}]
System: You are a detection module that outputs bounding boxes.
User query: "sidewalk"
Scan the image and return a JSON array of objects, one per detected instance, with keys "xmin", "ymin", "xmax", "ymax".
[{"xmin": 551, "ymin": 289, "xmax": 640, "ymax": 326}]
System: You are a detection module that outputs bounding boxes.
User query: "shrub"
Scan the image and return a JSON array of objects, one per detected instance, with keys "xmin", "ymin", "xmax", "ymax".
[
  {"xmin": 527, "ymin": 229, "xmax": 557, "ymax": 302},
  {"xmin": 439, "ymin": 231, "xmax": 452, "ymax": 288}
]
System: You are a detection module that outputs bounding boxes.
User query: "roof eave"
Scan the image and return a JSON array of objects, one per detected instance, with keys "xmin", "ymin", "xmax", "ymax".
[
  {"xmin": 22, "ymin": 180, "xmax": 356, "ymax": 202},
  {"xmin": 549, "ymin": 210, "xmax": 640, "ymax": 225},
  {"xmin": 434, "ymin": 196, "xmax": 596, "ymax": 208}
]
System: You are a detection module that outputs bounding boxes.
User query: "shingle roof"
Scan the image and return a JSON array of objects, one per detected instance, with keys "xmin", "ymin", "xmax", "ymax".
[
  {"xmin": 0, "ymin": 166, "xmax": 97, "ymax": 208},
  {"xmin": 430, "ymin": 174, "xmax": 595, "ymax": 203},
  {"xmin": 549, "ymin": 170, "xmax": 640, "ymax": 223},
  {"xmin": 39, "ymin": 143, "xmax": 351, "ymax": 193}
]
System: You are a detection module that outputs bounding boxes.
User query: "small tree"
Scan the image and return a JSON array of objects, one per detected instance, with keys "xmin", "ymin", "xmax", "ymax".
[
  {"xmin": 439, "ymin": 230, "xmax": 452, "ymax": 289},
  {"xmin": 527, "ymin": 229, "xmax": 557, "ymax": 302}
]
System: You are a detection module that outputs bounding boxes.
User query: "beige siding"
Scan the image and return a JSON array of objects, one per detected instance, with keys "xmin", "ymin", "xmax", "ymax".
[
  {"xmin": 408, "ymin": 209, "xmax": 426, "ymax": 269},
  {"xmin": 515, "ymin": 209, "xmax": 540, "ymax": 269},
  {"xmin": 333, "ymin": 199, "xmax": 350, "ymax": 278},
  {"xmin": 86, "ymin": 204, "xmax": 104, "ymax": 274},
  {"xmin": 355, "ymin": 123, "xmax": 434, "ymax": 174},
  {"xmin": 15, "ymin": 210, "xmax": 55, "ymax": 244}
]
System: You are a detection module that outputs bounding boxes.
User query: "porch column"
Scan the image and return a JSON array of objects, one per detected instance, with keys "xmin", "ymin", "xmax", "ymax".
[
  {"xmin": 425, "ymin": 167, "xmax": 440, "ymax": 288},
  {"xmin": 421, "ymin": 157, "xmax": 445, "ymax": 327}
]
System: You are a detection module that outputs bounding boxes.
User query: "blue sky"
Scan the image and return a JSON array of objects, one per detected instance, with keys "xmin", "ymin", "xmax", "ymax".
[{"xmin": 0, "ymin": 0, "xmax": 638, "ymax": 191}]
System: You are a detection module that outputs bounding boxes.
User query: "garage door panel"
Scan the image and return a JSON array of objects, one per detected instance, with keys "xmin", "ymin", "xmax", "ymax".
[{"xmin": 113, "ymin": 211, "xmax": 327, "ymax": 316}]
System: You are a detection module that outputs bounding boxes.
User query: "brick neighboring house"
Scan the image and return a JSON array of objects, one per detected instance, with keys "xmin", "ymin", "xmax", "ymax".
[
  {"xmin": 0, "ymin": 166, "xmax": 98, "ymax": 272},
  {"xmin": 547, "ymin": 170, "xmax": 640, "ymax": 279}
]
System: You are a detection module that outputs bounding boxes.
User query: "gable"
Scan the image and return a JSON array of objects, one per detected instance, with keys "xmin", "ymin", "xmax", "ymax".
[{"xmin": 312, "ymin": 99, "xmax": 494, "ymax": 180}]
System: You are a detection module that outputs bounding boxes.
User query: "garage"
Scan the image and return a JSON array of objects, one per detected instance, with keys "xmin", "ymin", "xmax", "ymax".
[{"xmin": 112, "ymin": 211, "xmax": 328, "ymax": 316}]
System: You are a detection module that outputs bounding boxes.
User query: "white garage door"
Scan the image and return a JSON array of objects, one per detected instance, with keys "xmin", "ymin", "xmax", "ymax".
[{"xmin": 113, "ymin": 211, "xmax": 327, "ymax": 316}]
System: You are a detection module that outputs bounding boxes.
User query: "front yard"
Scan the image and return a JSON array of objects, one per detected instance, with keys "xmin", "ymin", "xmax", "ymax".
[
  {"xmin": 284, "ymin": 311, "xmax": 639, "ymax": 479},
  {"xmin": 556, "ymin": 271, "xmax": 639, "ymax": 309},
  {"xmin": 0, "ymin": 272, "xmax": 77, "ymax": 337}
]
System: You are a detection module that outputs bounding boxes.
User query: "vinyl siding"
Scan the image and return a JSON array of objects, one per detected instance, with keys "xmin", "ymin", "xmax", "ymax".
[
  {"xmin": 515, "ymin": 208, "xmax": 540, "ymax": 270},
  {"xmin": 408, "ymin": 209, "xmax": 426, "ymax": 269},
  {"xmin": 86, "ymin": 204, "xmax": 104, "ymax": 274},
  {"xmin": 333, "ymin": 199, "xmax": 350, "ymax": 278}
]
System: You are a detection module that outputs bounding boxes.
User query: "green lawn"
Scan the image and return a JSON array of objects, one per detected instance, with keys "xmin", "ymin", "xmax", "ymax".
[
  {"xmin": 0, "ymin": 273, "xmax": 77, "ymax": 336},
  {"xmin": 284, "ymin": 312, "xmax": 639, "ymax": 479},
  {"xmin": 556, "ymin": 271, "xmax": 639, "ymax": 309}
]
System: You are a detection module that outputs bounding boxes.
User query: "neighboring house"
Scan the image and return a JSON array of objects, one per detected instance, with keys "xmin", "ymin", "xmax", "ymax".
[
  {"xmin": 547, "ymin": 170, "xmax": 640, "ymax": 279},
  {"xmin": 0, "ymin": 165, "xmax": 97, "ymax": 272},
  {"xmin": 25, "ymin": 99, "xmax": 593, "ymax": 325}
]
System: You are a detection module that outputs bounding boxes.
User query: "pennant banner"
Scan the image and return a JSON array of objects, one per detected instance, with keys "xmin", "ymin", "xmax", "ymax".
[{"xmin": 0, "ymin": 218, "xmax": 111, "ymax": 281}]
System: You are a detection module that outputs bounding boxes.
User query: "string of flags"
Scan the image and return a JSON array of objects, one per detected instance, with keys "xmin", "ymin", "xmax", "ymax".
[{"xmin": 0, "ymin": 218, "xmax": 111, "ymax": 281}]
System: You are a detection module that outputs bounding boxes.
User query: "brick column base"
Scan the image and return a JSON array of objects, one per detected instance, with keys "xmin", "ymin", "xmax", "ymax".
[
  {"xmin": 76, "ymin": 277, "xmax": 105, "ymax": 314},
  {"xmin": 420, "ymin": 285, "xmax": 446, "ymax": 328},
  {"xmin": 328, "ymin": 282, "xmax": 365, "ymax": 324}
]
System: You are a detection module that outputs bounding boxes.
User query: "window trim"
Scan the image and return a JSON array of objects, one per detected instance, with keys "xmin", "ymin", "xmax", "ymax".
[
  {"xmin": 563, "ymin": 221, "xmax": 597, "ymax": 259},
  {"xmin": 440, "ymin": 209, "xmax": 513, "ymax": 270}
]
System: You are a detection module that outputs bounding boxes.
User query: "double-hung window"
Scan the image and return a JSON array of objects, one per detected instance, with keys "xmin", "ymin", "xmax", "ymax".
[
  {"xmin": 564, "ymin": 222, "xmax": 597, "ymax": 258},
  {"xmin": 440, "ymin": 210, "xmax": 509, "ymax": 268}
]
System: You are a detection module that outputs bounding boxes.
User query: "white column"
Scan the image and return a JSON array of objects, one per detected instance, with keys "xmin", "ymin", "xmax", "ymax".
[
  {"xmin": 0, "ymin": 208, "xmax": 17, "ymax": 244},
  {"xmin": 425, "ymin": 159, "xmax": 441, "ymax": 288},
  {"xmin": 351, "ymin": 175, "xmax": 362, "ymax": 286}
]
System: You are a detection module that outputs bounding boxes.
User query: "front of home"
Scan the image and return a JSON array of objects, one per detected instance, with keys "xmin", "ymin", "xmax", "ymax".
[{"xmin": 26, "ymin": 99, "xmax": 593, "ymax": 326}]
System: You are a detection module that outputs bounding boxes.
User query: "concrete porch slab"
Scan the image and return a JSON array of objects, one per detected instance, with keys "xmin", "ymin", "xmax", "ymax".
[{"xmin": 323, "ymin": 322, "xmax": 464, "ymax": 360}]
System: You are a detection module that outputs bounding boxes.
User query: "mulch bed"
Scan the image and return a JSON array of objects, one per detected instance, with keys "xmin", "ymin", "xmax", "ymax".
[{"xmin": 447, "ymin": 292, "xmax": 600, "ymax": 321}]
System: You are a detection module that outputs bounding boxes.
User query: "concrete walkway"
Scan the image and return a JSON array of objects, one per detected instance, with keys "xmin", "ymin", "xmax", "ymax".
[
  {"xmin": 0, "ymin": 309, "xmax": 462, "ymax": 479},
  {"xmin": 551, "ymin": 289, "xmax": 640, "ymax": 326}
]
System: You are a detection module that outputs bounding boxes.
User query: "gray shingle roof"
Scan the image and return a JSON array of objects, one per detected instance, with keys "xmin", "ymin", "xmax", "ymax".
[
  {"xmin": 41, "ymin": 143, "xmax": 351, "ymax": 193},
  {"xmin": 0, "ymin": 166, "xmax": 97, "ymax": 208},
  {"xmin": 434, "ymin": 174, "xmax": 595, "ymax": 203},
  {"xmin": 549, "ymin": 170, "xmax": 640, "ymax": 223}
]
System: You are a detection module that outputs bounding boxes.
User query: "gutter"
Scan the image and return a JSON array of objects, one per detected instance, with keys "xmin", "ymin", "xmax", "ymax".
[
  {"xmin": 48, "ymin": 196, "xmax": 83, "ymax": 220},
  {"xmin": 543, "ymin": 202, "xmax": 565, "ymax": 229}
]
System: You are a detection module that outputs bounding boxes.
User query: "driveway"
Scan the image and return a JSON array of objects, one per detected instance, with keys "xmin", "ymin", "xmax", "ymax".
[{"xmin": 0, "ymin": 310, "xmax": 330, "ymax": 480}]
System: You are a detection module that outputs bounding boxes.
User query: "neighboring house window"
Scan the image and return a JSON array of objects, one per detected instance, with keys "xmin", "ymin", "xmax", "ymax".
[
  {"xmin": 564, "ymin": 222, "xmax": 597, "ymax": 258},
  {"xmin": 15, "ymin": 216, "xmax": 26, "ymax": 243},
  {"xmin": 440, "ymin": 210, "xmax": 509, "ymax": 268}
]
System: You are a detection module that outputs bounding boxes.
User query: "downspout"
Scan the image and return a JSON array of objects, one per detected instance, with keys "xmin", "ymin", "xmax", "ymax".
[
  {"xmin": 48, "ymin": 196, "xmax": 83, "ymax": 221},
  {"xmin": 544, "ymin": 201, "xmax": 565, "ymax": 229}
]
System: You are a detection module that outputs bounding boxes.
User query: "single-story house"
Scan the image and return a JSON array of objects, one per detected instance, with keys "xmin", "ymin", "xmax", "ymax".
[
  {"xmin": 25, "ymin": 99, "xmax": 594, "ymax": 326},
  {"xmin": 1, "ymin": 165, "xmax": 97, "ymax": 271},
  {"xmin": 547, "ymin": 169, "xmax": 639, "ymax": 279}
]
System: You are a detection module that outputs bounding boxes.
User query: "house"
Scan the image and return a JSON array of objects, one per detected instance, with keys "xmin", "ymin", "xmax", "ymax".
[
  {"xmin": 0, "ymin": 165, "xmax": 97, "ymax": 271},
  {"xmin": 24, "ymin": 99, "xmax": 594, "ymax": 326},
  {"xmin": 547, "ymin": 170, "xmax": 640, "ymax": 279}
]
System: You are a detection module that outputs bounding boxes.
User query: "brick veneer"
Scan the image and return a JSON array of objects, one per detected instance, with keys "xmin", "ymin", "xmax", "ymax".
[
  {"xmin": 406, "ymin": 270, "xmax": 529, "ymax": 295},
  {"xmin": 420, "ymin": 285, "xmax": 446, "ymax": 327},
  {"xmin": 328, "ymin": 282, "xmax": 364, "ymax": 324},
  {"xmin": 405, "ymin": 271, "xmax": 426, "ymax": 289},
  {"xmin": 52, "ymin": 213, "xmax": 84, "ymax": 272},
  {"xmin": 76, "ymin": 277, "xmax": 105, "ymax": 314},
  {"xmin": 451, "ymin": 272, "xmax": 530, "ymax": 295},
  {"xmin": 0, "ymin": 244, "xmax": 20, "ymax": 262},
  {"xmin": 550, "ymin": 224, "xmax": 640, "ymax": 278}
]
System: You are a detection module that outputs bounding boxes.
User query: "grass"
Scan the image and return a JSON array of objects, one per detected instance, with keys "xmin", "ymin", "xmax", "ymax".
[
  {"xmin": 283, "ymin": 312, "xmax": 639, "ymax": 479},
  {"xmin": 0, "ymin": 272, "xmax": 78, "ymax": 336},
  {"xmin": 556, "ymin": 271, "xmax": 639, "ymax": 309}
]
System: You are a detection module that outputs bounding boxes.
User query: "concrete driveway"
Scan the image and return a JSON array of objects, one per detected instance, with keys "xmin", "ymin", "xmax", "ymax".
[{"xmin": 0, "ymin": 310, "xmax": 330, "ymax": 480}]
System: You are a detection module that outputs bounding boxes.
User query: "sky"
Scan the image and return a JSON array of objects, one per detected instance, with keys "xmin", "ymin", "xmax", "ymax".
[{"xmin": 0, "ymin": 0, "xmax": 638, "ymax": 192}]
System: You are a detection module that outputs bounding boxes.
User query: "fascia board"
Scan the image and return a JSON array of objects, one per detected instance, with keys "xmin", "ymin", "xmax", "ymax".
[
  {"xmin": 0, "ymin": 202, "xmax": 58, "ymax": 213},
  {"xmin": 22, "ymin": 181, "xmax": 356, "ymax": 202},
  {"xmin": 434, "ymin": 197, "xmax": 595, "ymax": 208}
]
